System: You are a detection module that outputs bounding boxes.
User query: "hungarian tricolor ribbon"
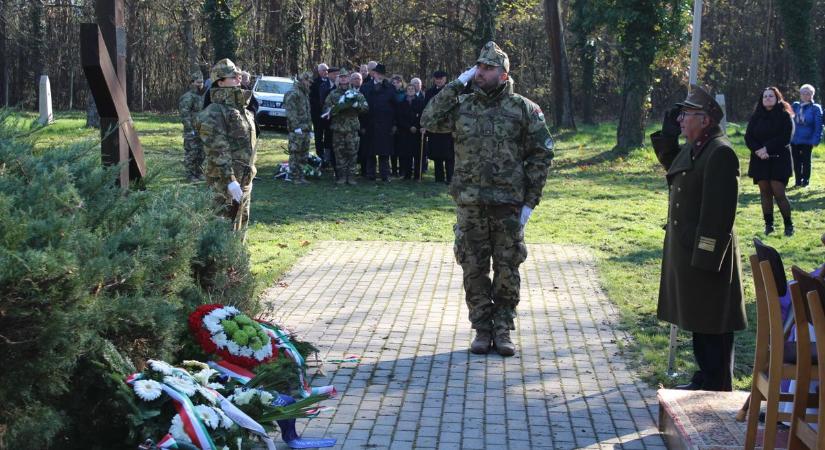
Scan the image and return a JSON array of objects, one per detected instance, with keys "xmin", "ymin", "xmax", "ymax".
[
  {"xmin": 257, "ymin": 322, "xmax": 336, "ymax": 398},
  {"xmin": 157, "ymin": 434, "xmax": 178, "ymax": 449},
  {"xmin": 208, "ymin": 360, "xmax": 254, "ymax": 384},
  {"xmin": 162, "ymin": 384, "xmax": 217, "ymax": 450}
]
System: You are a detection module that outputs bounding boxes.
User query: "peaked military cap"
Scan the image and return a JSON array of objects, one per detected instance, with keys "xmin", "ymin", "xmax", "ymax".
[
  {"xmin": 677, "ymin": 84, "xmax": 724, "ymax": 122},
  {"xmin": 210, "ymin": 58, "xmax": 241, "ymax": 81},
  {"xmin": 476, "ymin": 41, "xmax": 510, "ymax": 73},
  {"xmin": 327, "ymin": 67, "xmax": 340, "ymax": 74},
  {"xmin": 432, "ymin": 70, "xmax": 448, "ymax": 78}
]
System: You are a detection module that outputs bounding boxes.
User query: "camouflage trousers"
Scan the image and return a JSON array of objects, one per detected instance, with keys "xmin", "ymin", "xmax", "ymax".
[
  {"xmin": 288, "ymin": 132, "xmax": 311, "ymax": 180},
  {"xmin": 454, "ymin": 205, "xmax": 528, "ymax": 331},
  {"xmin": 333, "ymin": 130, "xmax": 359, "ymax": 179},
  {"xmin": 183, "ymin": 131, "xmax": 205, "ymax": 178},
  {"xmin": 207, "ymin": 177, "xmax": 253, "ymax": 228}
]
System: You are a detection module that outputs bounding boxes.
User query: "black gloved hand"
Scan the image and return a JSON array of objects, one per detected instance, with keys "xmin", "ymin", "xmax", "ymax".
[{"xmin": 662, "ymin": 105, "xmax": 681, "ymax": 138}]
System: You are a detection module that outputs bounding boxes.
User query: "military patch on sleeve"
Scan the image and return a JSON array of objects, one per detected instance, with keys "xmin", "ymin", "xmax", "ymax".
[
  {"xmin": 531, "ymin": 105, "xmax": 545, "ymax": 121},
  {"xmin": 697, "ymin": 236, "xmax": 716, "ymax": 252}
]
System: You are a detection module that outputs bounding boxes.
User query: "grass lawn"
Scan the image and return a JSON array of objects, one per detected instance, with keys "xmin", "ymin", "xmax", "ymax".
[{"xmin": 10, "ymin": 110, "xmax": 825, "ymax": 389}]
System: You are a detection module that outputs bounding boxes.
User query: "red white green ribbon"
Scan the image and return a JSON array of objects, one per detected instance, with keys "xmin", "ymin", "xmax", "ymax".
[
  {"xmin": 258, "ymin": 322, "xmax": 337, "ymax": 398},
  {"xmin": 208, "ymin": 360, "xmax": 254, "ymax": 384},
  {"xmin": 157, "ymin": 434, "xmax": 178, "ymax": 448},
  {"xmin": 162, "ymin": 384, "xmax": 217, "ymax": 450}
]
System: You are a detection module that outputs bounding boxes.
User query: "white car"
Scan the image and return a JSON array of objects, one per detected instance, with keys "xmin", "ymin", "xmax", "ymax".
[{"xmin": 252, "ymin": 76, "xmax": 294, "ymax": 128}]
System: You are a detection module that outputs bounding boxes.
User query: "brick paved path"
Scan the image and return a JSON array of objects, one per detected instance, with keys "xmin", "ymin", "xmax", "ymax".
[{"xmin": 261, "ymin": 241, "xmax": 665, "ymax": 449}]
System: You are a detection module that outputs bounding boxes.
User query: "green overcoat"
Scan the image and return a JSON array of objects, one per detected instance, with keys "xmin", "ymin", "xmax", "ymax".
[{"xmin": 651, "ymin": 126, "xmax": 747, "ymax": 334}]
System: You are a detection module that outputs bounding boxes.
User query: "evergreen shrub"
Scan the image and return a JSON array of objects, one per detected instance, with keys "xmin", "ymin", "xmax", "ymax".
[{"xmin": 0, "ymin": 113, "xmax": 256, "ymax": 449}]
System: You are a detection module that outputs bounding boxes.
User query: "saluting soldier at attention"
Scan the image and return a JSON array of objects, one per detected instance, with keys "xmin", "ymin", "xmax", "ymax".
[
  {"xmin": 284, "ymin": 71, "xmax": 314, "ymax": 184},
  {"xmin": 179, "ymin": 72, "xmax": 205, "ymax": 181},
  {"xmin": 421, "ymin": 42, "xmax": 555, "ymax": 357},
  {"xmin": 651, "ymin": 85, "xmax": 746, "ymax": 391},
  {"xmin": 324, "ymin": 70, "xmax": 369, "ymax": 185},
  {"xmin": 195, "ymin": 59, "xmax": 257, "ymax": 229}
]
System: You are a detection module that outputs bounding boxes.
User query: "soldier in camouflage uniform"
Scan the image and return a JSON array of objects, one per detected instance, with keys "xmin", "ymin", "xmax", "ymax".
[
  {"xmin": 324, "ymin": 70, "xmax": 369, "ymax": 184},
  {"xmin": 421, "ymin": 41, "xmax": 555, "ymax": 356},
  {"xmin": 284, "ymin": 71, "xmax": 314, "ymax": 184},
  {"xmin": 195, "ymin": 59, "xmax": 257, "ymax": 229},
  {"xmin": 179, "ymin": 72, "xmax": 205, "ymax": 181}
]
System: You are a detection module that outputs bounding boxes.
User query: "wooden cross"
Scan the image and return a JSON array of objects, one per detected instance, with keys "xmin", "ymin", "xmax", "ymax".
[{"xmin": 80, "ymin": 0, "xmax": 146, "ymax": 188}]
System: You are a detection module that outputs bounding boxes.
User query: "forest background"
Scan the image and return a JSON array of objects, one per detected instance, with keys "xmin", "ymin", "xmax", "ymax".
[{"xmin": 1, "ymin": 0, "xmax": 823, "ymax": 150}]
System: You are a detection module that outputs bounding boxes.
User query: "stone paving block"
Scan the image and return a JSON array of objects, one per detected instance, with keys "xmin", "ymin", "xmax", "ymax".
[{"xmin": 263, "ymin": 242, "xmax": 666, "ymax": 449}]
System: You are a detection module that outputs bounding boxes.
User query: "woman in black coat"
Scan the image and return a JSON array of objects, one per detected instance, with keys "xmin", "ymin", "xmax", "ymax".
[
  {"xmin": 745, "ymin": 86, "xmax": 795, "ymax": 236},
  {"xmin": 363, "ymin": 65, "xmax": 396, "ymax": 181},
  {"xmin": 395, "ymin": 85, "xmax": 426, "ymax": 179}
]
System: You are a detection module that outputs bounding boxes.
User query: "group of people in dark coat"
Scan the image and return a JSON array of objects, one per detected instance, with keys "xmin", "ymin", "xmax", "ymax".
[{"xmin": 308, "ymin": 62, "xmax": 455, "ymax": 183}]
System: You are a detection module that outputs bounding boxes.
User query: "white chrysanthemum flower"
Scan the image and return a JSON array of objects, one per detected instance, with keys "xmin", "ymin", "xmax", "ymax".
[
  {"xmin": 163, "ymin": 376, "xmax": 198, "ymax": 396},
  {"xmin": 214, "ymin": 407, "xmax": 234, "ymax": 429},
  {"xmin": 259, "ymin": 390, "xmax": 274, "ymax": 405},
  {"xmin": 253, "ymin": 346, "xmax": 270, "ymax": 361},
  {"xmin": 133, "ymin": 379, "xmax": 163, "ymax": 401},
  {"xmin": 169, "ymin": 414, "xmax": 193, "ymax": 444},
  {"xmin": 239, "ymin": 346, "xmax": 254, "ymax": 357},
  {"xmin": 213, "ymin": 332, "xmax": 229, "ymax": 349},
  {"xmin": 203, "ymin": 315, "xmax": 222, "ymax": 334},
  {"xmin": 345, "ymin": 90, "xmax": 355, "ymax": 99},
  {"xmin": 226, "ymin": 341, "xmax": 240, "ymax": 355},
  {"xmin": 183, "ymin": 360, "xmax": 209, "ymax": 370},
  {"xmin": 193, "ymin": 368, "xmax": 218, "ymax": 386},
  {"xmin": 148, "ymin": 360, "xmax": 175, "ymax": 375},
  {"xmin": 207, "ymin": 382, "xmax": 225, "ymax": 390},
  {"xmin": 194, "ymin": 404, "xmax": 220, "ymax": 429},
  {"xmin": 230, "ymin": 388, "xmax": 255, "ymax": 406}
]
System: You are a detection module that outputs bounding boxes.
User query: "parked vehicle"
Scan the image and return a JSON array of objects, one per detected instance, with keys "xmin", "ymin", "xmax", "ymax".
[{"xmin": 252, "ymin": 76, "xmax": 294, "ymax": 128}]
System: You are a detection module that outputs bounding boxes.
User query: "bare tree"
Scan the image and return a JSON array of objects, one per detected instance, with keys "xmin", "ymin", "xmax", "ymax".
[{"xmin": 543, "ymin": 0, "xmax": 575, "ymax": 129}]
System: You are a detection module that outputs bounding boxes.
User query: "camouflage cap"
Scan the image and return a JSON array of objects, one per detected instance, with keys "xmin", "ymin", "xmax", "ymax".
[
  {"xmin": 190, "ymin": 72, "xmax": 204, "ymax": 83},
  {"xmin": 476, "ymin": 41, "xmax": 509, "ymax": 73},
  {"xmin": 210, "ymin": 58, "xmax": 241, "ymax": 81},
  {"xmin": 337, "ymin": 69, "xmax": 350, "ymax": 78},
  {"xmin": 676, "ymin": 84, "xmax": 724, "ymax": 122}
]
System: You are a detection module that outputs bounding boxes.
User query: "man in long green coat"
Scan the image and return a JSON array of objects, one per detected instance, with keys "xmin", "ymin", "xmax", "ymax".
[{"xmin": 651, "ymin": 85, "xmax": 746, "ymax": 391}]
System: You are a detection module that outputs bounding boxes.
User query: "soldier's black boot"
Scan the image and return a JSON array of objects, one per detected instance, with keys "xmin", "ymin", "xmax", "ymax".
[
  {"xmin": 764, "ymin": 214, "xmax": 775, "ymax": 235},
  {"xmin": 492, "ymin": 327, "xmax": 516, "ymax": 357},
  {"xmin": 783, "ymin": 215, "xmax": 794, "ymax": 237},
  {"xmin": 470, "ymin": 329, "xmax": 492, "ymax": 354}
]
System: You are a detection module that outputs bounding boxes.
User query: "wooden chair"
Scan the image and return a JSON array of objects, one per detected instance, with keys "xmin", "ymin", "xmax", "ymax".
[
  {"xmin": 788, "ymin": 267, "xmax": 825, "ymax": 449},
  {"xmin": 744, "ymin": 256, "xmax": 819, "ymax": 450}
]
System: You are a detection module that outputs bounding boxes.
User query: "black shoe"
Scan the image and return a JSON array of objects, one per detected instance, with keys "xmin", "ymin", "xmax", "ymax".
[
  {"xmin": 673, "ymin": 382, "xmax": 702, "ymax": 390},
  {"xmin": 764, "ymin": 214, "xmax": 775, "ymax": 235}
]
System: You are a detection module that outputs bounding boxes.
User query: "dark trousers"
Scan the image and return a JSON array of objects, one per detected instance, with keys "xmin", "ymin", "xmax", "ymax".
[
  {"xmin": 400, "ymin": 154, "xmax": 422, "ymax": 180},
  {"xmin": 690, "ymin": 331, "xmax": 734, "ymax": 391},
  {"xmin": 312, "ymin": 119, "xmax": 327, "ymax": 156},
  {"xmin": 365, "ymin": 155, "xmax": 390, "ymax": 180},
  {"xmin": 791, "ymin": 143, "xmax": 813, "ymax": 185},
  {"xmin": 432, "ymin": 157, "xmax": 454, "ymax": 183}
]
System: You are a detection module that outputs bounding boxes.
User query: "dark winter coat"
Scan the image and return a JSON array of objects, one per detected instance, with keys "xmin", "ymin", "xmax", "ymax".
[
  {"xmin": 309, "ymin": 76, "xmax": 334, "ymax": 122},
  {"xmin": 651, "ymin": 127, "xmax": 746, "ymax": 334},
  {"xmin": 364, "ymin": 79, "xmax": 397, "ymax": 156},
  {"xmin": 745, "ymin": 106, "xmax": 794, "ymax": 183},
  {"xmin": 358, "ymin": 84, "xmax": 371, "ymax": 159},
  {"xmin": 424, "ymin": 85, "xmax": 454, "ymax": 160},
  {"xmin": 394, "ymin": 95, "xmax": 425, "ymax": 158}
]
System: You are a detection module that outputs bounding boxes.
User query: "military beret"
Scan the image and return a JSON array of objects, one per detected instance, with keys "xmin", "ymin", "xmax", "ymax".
[
  {"xmin": 432, "ymin": 70, "xmax": 448, "ymax": 78},
  {"xmin": 476, "ymin": 41, "xmax": 510, "ymax": 73},
  {"xmin": 677, "ymin": 84, "xmax": 724, "ymax": 123}
]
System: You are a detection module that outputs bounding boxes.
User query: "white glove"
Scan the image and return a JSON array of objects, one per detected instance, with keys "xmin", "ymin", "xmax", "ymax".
[
  {"xmin": 227, "ymin": 181, "xmax": 243, "ymax": 203},
  {"xmin": 309, "ymin": 131, "xmax": 315, "ymax": 140},
  {"xmin": 338, "ymin": 95, "xmax": 345, "ymax": 104},
  {"xmin": 458, "ymin": 66, "xmax": 477, "ymax": 85},
  {"xmin": 519, "ymin": 205, "xmax": 533, "ymax": 226},
  {"xmin": 293, "ymin": 128, "xmax": 303, "ymax": 134}
]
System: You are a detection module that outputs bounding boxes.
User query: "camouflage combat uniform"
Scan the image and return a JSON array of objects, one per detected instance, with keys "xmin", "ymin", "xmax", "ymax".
[
  {"xmin": 325, "ymin": 86, "xmax": 369, "ymax": 182},
  {"xmin": 179, "ymin": 80, "xmax": 205, "ymax": 180},
  {"xmin": 195, "ymin": 85, "xmax": 257, "ymax": 224},
  {"xmin": 284, "ymin": 76, "xmax": 313, "ymax": 182},
  {"xmin": 421, "ymin": 42, "xmax": 555, "ymax": 336}
]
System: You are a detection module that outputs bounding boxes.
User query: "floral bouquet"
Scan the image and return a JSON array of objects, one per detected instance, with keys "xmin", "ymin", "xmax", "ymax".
[
  {"xmin": 189, "ymin": 305, "xmax": 279, "ymax": 369},
  {"xmin": 330, "ymin": 89, "xmax": 365, "ymax": 115},
  {"xmin": 127, "ymin": 359, "xmax": 334, "ymax": 450}
]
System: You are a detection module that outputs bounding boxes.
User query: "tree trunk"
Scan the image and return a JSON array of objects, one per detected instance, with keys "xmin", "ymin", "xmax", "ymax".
[
  {"xmin": 85, "ymin": 90, "xmax": 100, "ymax": 128},
  {"xmin": 268, "ymin": 0, "xmax": 282, "ymax": 73},
  {"xmin": 776, "ymin": 0, "xmax": 819, "ymax": 86},
  {"xmin": 0, "ymin": 0, "xmax": 6, "ymax": 107},
  {"xmin": 286, "ymin": 1, "xmax": 304, "ymax": 76},
  {"xmin": 543, "ymin": 0, "xmax": 576, "ymax": 129},
  {"xmin": 616, "ymin": 66, "xmax": 650, "ymax": 151},
  {"xmin": 29, "ymin": 0, "xmax": 45, "ymax": 110},
  {"xmin": 183, "ymin": 6, "xmax": 198, "ymax": 73},
  {"xmin": 474, "ymin": 0, "xmax": 497, "ymax": 49},
  {"xmin": 579, "ymin": 40, "xmax": 596, "ymax": 124},
  {"xmin": 311, "ymin": 1, "xmax": 326, "ymax": 64}
]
